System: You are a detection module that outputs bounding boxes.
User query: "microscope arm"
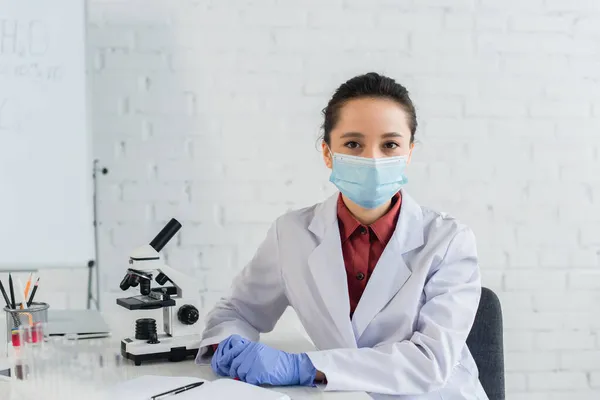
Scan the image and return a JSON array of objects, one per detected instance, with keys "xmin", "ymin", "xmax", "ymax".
[
  {"xmin": 127, "ymin": 245, "xmax": 199, "ymax": 298},
  {"xmin": 156, "ymin": 264, "xmax": 198, "ymax": 299}
]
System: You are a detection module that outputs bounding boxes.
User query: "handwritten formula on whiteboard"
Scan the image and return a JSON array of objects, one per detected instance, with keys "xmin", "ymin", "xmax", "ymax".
[
  {"xmin": 0, "ymin": 18, "xmax": 66, "ymax": 134},
  {"xmin": 0, "ymin": 0, "xmax": 94, "ymax": 269}
]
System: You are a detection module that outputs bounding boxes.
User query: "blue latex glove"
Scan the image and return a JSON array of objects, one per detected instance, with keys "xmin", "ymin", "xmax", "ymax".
[
  {"xmin": 228, "ymin": 341, "xmax": 317, "ymax": 386},
  {"xmin": 211, "ymin": 334, "xmax": 251, "ymax": 377}
]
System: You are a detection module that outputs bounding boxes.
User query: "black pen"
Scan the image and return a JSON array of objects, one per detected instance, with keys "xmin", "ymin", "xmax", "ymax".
[
  {"xmin": 8, "ymin": 274, "xmax": 15, "ymax": 309},
  {"xmin": 0, "ymin": 279, "xmax": 11, "ymax": 309},
  {"xmin": 151, "ymin": 381, "xmax": 204, "ymax": 399}
]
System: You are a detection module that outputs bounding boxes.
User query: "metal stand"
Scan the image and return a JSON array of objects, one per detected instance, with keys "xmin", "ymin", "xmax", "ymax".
[
  {"xmin": 1, "ymin": 162, "xmax": 104, "ymax": 310},
  {"xmin": 87, "ymin": 160, "xmax": 106, "ymax": 310}
]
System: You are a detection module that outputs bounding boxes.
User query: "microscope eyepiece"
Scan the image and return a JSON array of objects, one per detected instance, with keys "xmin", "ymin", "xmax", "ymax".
[{"xmin": 149, "ymin": 218, "xmax": 182, "ymax": 252}]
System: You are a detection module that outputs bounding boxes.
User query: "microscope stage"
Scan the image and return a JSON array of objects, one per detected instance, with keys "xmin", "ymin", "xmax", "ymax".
[
  {"xmin": 117, "ymin": 295, "xmax": 176, "ymax": 310},
  {"xmin": 121, "ymin": 334, "xmax": 200, "ymax": 366}
]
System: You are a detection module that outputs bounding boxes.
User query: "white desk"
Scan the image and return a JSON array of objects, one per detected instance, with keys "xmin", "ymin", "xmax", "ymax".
[{"xmin": 0, "ymin": 306, "xmax": 371, "ymax": 400}]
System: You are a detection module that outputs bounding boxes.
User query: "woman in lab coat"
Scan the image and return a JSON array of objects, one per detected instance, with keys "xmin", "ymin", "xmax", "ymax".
[{"xmin": 196, "ymin": 72, "xmax": 488, "ymax": 400}]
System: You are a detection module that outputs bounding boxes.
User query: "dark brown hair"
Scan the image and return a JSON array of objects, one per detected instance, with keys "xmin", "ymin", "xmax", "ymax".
[{"xmin": 321, "ymin": 72, "xmax": 418, "ymax": 145}]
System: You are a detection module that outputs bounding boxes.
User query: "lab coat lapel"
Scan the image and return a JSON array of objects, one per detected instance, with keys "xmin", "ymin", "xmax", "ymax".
[
  {"xmin": 308, "ymin": 193, "xmax": 357, "ymax": 348},
  {"xmin": 351, "ymin": 189, "xmax": 425, "ymax": 341}
]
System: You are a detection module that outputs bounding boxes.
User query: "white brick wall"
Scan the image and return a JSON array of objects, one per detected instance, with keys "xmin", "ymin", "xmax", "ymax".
[{"xmin": 82, "ymin": 0, "xmax": 600, "ymax": 397}]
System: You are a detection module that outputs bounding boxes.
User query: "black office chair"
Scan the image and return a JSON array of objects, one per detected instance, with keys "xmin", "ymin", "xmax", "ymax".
[{"xmin": 466, "ymin": 287, "xmax": 505, "ymax": 400}]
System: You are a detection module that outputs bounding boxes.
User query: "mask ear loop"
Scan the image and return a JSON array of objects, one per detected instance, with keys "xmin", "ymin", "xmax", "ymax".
[
  {"xmin": 326, "ymin": 145, "xmax": 334, "ymax": 159},
  {"xmin": 325, "ymin": 145, "xmax": 335, "ymax": 168},
  {"xmin": 407, "ymin": 142, "xmax": 415, "ymax": 165}
]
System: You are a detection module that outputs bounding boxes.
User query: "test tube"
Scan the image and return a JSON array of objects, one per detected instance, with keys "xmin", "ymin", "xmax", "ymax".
[
  {"xmin": 25, "ymin": 323, "xmax": 46, "ymax": 390},
  {"xmin": 78, "ymin": 338, "xmax": 99, "ymax": 385},
  {"xmin": 31, "ymin": 322, "xmax": 44, "ymax": 345},
  {"xmin": 63, "ymin": 334, "xmax": 79, "ymax": 394},
  {"xmin": 11, "ymin": 327, "xmax": 29, "ymax": 381},
  {"xmin": 95, "ymin": 339, "xmax": 124, "ymax": 386}
]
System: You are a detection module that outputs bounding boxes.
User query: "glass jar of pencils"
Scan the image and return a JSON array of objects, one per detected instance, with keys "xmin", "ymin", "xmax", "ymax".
[{"xmin": 4, "ymin": 302, "xmax": 49, "ymax": 351}]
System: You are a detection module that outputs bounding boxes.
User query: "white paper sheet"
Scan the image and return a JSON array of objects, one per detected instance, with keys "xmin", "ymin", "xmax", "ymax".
[
  {"xmin": 109, "ymin": 375, "xmax": 206, "ymax": 400},
  {"xmin": 109, "ymin": 375, "xmax": 291, "ymax": 400},
  {"xmin": 175, "ymin": 379, "xmax": 290, "ymax": 400}
]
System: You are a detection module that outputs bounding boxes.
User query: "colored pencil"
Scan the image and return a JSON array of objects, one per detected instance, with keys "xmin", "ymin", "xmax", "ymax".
[{"xmin": 24, "ymin": 273, "xmax": 33, "ymax": 299}]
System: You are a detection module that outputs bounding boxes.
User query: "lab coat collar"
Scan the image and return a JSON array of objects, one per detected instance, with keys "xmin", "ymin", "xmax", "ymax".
[
  {"xmin": 387, "ymin": 188, "xmax": 425, "ymax": 255},
  {"xmin": 308, "ymin": 189, "xmax": 423, "ymax": 247},
  {"xmin": 307, "ymin": 193, "xmax": 356, "ymax": 347},
  {"xmin": 307, "ymin": 189, "xmax": 425, "ymax": 344},
  {"xmin": 307, "ymin": 192, "xmax": 339, "ymax": 240},
  {"xmin": 351, "ymin": 189, "xmax": 424, "ymax": 340}
]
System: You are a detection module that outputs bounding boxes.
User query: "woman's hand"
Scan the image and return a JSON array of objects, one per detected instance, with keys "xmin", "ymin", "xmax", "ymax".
[
  {"xmin": 315, "ymin": 370, "xmax": 327, "ymax": 383},
  {"xmin": 226, "ymin": 340, "xmax": 317, "ymax": 386},
  {"xmin": 210, "ymin": 334, "xmax": 251, "ymax": 376},
  {"xmin": 212, "ymin": 335, "xmax": 325, "ymax": 386}
]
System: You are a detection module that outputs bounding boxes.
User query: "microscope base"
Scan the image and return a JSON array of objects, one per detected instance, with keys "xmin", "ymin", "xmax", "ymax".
[{"xmin": 121, "ymin": 334, "xmax": 200, "ymax": 366}]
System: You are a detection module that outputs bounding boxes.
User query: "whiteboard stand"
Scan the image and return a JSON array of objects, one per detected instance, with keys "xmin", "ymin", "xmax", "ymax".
[
  {"xmin": 0, "ymin": 161, "xmax": 103, "ymax": 311},
  {"xmin": 88, "ymin": 160, "xmax": 108, "ymax": 311},
  {"xmin": 0, "ymin": 162, "xmax": 101, "ymax": 311}
]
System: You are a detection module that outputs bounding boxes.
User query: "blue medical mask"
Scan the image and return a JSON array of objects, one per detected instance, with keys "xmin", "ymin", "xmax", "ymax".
[{"xmin": 329, "ymin": 152, "xmax": 408, "ymax": 209}]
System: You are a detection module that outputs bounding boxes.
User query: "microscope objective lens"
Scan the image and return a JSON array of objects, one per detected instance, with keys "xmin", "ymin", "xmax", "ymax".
[{"xmin": 140, "ymin": 279, "xmax": 151, "ymax": 295}]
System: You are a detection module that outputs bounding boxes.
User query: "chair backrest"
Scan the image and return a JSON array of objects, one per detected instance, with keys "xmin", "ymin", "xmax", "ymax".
[{"xmin": 466, "ymin": 287, "xmax": 505, "ymax": 400}]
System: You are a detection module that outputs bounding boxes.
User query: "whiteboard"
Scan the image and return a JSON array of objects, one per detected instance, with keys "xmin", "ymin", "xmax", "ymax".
[{"xmin": 0, "ymin": 0, "xmax": 94, "ymax": 269}]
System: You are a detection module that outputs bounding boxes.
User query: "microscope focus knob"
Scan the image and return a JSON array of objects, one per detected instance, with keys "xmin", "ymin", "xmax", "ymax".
[{"xmin": 177, "ymin": 304, "xmax": 199, "ymax": 325}]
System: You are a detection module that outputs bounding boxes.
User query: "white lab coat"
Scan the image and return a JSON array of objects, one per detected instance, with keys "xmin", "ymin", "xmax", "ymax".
[{"xmin": 196, "ymin": 190, "xmax": 489, "ymax": 400}]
